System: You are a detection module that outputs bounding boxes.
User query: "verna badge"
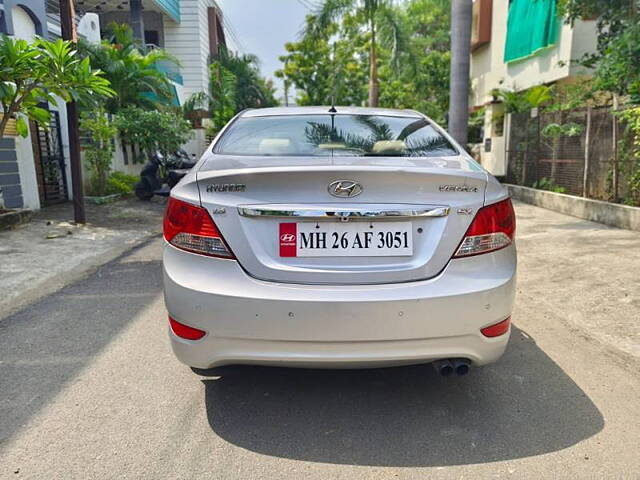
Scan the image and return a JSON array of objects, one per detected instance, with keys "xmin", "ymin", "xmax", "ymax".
[
  {"xmin": 328, "ymin": 180, "xmax": 363, "ymax": 198},
  {"xmin": 439, "ymin": 184, "xmax": 479, "ymax": 193}
]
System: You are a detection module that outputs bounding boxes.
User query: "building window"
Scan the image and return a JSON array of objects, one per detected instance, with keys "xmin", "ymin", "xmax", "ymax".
[
  {"xmin": 504, "ymin": 0, "xmax": 559, "ymax": 63},
  {"xmin": 145, "ymin": 30, "xmax": 160, "ymax": 48}
]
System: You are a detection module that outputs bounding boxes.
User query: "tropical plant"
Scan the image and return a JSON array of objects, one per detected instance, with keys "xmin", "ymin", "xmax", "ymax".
[
  {"xmin": 304, "ymin": 0, "xmax": 408, "ymax": 107},
  {"xmin": 78, "ymin": 23, "xmax": 178, "ymax": 113},
  {"xmin": 492, "ymin": 85, "xmax": 553, "ymax": 113},
  {"xmin": 0, "ymin": 35, "xmax": 114, "ymax": 138},
  {"xmin": 209, "ymin": 59, "xmax": 238, "ymax": 133},
  {"xmin": 180, "ymin": 91, "xmax": 211, "ymax": 128},
  {"xmin": 560, "ymin": 0, "xmax": 640, "ymax": 102},
  {"xmin": 214, "ymin": 48, "xmax": 277, "ymax": 111},
  {"xmin": 207, "ymin": 47, "xmax": 277, "ymax": 136},
  {"xmin": 80, "ymin": 108, "xmax": 117, "ymax": 196},
  {"xmin": 114, "ymin": 107, "xmax": 192, "ymax": 160}
]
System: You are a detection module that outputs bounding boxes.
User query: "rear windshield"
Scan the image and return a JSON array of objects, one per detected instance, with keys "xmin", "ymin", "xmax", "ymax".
[{"xmin": 214, "ymin": 114, "xmax": 458, "ymax": 157}]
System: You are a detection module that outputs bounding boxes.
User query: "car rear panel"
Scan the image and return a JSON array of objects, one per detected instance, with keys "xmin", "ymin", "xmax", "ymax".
[{"xmin": 194, "ymin": 160, "xmax": 488, "ymax": 284}]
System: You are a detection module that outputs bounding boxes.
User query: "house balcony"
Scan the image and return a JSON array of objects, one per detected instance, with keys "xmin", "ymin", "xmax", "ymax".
[{"xmin": 76, "ymin": 0, "xmax": 180, "ymax": 23}]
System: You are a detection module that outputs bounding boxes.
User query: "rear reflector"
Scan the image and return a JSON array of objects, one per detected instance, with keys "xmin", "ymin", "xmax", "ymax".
[
  {"xmin": 481, "ymin": 316, "xmax": 511, "ymax": 337},
  {"xmin": 169, "ymin": 316, "xmax": 206, "ymax": 340},
  {"xmin": 454, "ymin": 198, "xmax": 516, "ymax": 258},
  {"xmin": 163, "ymin": 197, "xmax": 235, "ymax": 258}
]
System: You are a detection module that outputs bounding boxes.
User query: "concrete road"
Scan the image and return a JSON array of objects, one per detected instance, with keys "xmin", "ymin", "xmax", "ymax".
[{"xmin": 1, "ymin": 202, "xmax": 639, "ymax": 479}]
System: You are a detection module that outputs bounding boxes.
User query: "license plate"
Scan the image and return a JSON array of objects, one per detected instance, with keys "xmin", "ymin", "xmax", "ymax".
[{"xmin": 279, "ymin": 222, "xmax": 413, "ymax": 257}]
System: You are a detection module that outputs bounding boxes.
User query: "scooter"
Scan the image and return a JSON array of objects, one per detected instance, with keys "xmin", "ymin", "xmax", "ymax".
[{"xmin": 134, "ymin": 150, "xmax": 196, "ymax": 201}]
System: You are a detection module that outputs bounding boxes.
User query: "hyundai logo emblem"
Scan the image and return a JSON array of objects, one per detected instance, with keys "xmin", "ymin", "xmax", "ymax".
[
  {"xmin": 328, "ymin": 180, "xmax": 363, "ymax": 198},
  {"xmin": 280, "ymin": 233, "xmax": 296, "ymax": 242}
]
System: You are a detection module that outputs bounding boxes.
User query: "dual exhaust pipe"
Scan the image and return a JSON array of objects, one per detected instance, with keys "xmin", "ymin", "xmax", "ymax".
[{"xmin": 432, "ymin": 358, "xmax": 471, "ymax": 377}]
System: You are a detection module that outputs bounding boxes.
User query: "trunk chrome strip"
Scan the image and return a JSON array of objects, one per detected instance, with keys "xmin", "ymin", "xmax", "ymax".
[{"xmin": 237, "ymin": 205, "xmax": 450, "ymax": 220}]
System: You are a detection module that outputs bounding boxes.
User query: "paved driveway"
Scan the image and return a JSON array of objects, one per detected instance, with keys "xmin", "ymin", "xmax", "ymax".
[{"xmin": 1, "ymin": 202, "xmax": 639, "ymax": 479}]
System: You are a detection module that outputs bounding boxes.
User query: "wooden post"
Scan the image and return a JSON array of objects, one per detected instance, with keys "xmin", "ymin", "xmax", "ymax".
[
  {"xmin": 583, "ymin": 107, "xmax": 591, "ymax": 197},
  {"xmin": 59, "ymin": 0, "xmax": 85, "ymax": 224}
]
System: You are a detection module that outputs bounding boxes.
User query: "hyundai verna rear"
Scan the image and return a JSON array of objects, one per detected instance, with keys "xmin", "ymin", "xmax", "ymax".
[{"xmin": 163, "ymin": 107, "xmax": 516, "ymax": 374}]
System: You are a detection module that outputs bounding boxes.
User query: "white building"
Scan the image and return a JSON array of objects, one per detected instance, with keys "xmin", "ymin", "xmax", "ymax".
[
  {"xmin": 0, "ymin": 0, "xmax": 226, "ymax": 210},
  {"xmin": 469, "ymin": 0, "xmax": 598, "ymax": 177}
]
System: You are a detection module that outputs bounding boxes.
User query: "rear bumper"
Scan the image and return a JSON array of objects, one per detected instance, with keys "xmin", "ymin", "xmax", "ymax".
[{"xmin": 163, "ymin": 243, "xmax": 517, "ymax": 369}]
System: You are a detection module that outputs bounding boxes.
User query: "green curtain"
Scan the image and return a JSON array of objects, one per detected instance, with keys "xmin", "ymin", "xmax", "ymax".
[{"xmin": 504, "ymin": 0, "xmax": 559, "ymax": 63}]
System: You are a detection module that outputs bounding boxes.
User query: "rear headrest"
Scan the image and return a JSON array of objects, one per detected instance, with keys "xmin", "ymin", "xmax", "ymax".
[
  {"xmin": 258, "ymin": 138, "xmax": 292, "ymax": 154},
  {"xmin": 372, "ymin": 140, "xmax": 406, "ymax": 155}
]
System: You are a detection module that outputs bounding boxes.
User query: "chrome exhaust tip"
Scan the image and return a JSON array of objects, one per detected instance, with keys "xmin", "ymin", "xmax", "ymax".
[{"xmin": 432, "ymin": 359, "xmax": 454, "ymax": 377}]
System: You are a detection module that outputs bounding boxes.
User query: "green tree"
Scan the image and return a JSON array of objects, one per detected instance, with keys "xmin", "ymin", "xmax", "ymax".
[
  {"xmin": 114, "ymin": 107, "xmax": 192, "ymax": 160},
  {"xmin": 276, "ymin": 14, "xmax": 368, "ymax": 106},
  {"xmin": 214, "ymin": 48, "xmax": 277, "ymax": 111},
  {"xmin": 207, "ymin": 47, "xmax": 278, "ymax": 135},
  {"xmin": 278, "ymin": 0, "xmax": 451, "ymax": 122},
  {"xmin": 0, "ymin": 35, "xmax": 113, "ymax": 138},
  {"xmin": 560, "ymin": 0, "xmax": 640, "ymax": 101},
  {"xmin": 379, "ymin": 0, "xmax": 450, "ymax": 122},
  {"xmin": 78, "ymin": 23, "xmax": 178, "ymax": 113},
  {"xmin": 80, "ymin": 108, "xmax": 117, "ymax": 196},
  {"xmin": 304, "ymin": 0, "xmax": 408, "ymax": 107},
  {"xmin": 209, "ymin": 59, "xmax": 238, "ymax": 133}
]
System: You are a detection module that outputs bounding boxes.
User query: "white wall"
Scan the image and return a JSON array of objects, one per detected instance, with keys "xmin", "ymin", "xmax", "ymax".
[
  {"xmin": 77, "ymin": 13, "xmax": 102, "ymax": 45},
  {"xmin": 163, "ymin": 0, "xmax": 216, "ymax": 101},
  {"xmin": 9, "ymin": 8, "xmax": 40, "ymax": 209},
  {"xmin": 110, "ymin": 139, "xmax": 145, "ymax": 176},
  {"xmin": 11, "ymin": 6, "xmax": 37, "ymax": 42},
  {"xmin": 14, "ymin": 130, "xmax": 40, "ymax": 210},
  {"xmin": 182, "ymin": 129, "xmax": 209, "ymax": 160},
  {"xmin": 470, "ymin": 0, "xmax": 596, "ymax": 107},
  {"xmin": 469, "ymin": 0, "xmax": 597, "ymax": 177}
]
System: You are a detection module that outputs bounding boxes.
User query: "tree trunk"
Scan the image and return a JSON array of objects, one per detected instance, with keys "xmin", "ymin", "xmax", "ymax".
[
  {"xmin": 448, "ymin": 0, "xmax": 473, "ymax": 146},
  {"xmin": 0, "ymin": 114, "xmax": 10, "ymax": 139},
  {"xmin": 368, "ymin": 18, "xmax": 379, "ymax": 108},
  {"xmin": 129, "ymin": 0, "xmax": 145, "ymax": 44}
]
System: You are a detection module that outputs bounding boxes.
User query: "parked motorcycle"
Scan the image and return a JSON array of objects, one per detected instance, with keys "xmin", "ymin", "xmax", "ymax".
[{"xmin": 135, "ymin": 149, "xmax": 197, "ymax": 201}]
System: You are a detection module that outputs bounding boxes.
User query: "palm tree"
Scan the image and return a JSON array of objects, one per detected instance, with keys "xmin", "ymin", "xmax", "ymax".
[
  {"xmin": 213, "ymin": 48, "xmax": 277, "ymax": 111},
  {"xmin": 448, "ymin": 0, "xmax": 473, "ymax": 145},
  {"xmin": 305, "ymin": 0, "xmax": 406, "ymax": 107},
  {"xmin": 79, "ymin": 23, "xmax": 178, "ymax": 113}
]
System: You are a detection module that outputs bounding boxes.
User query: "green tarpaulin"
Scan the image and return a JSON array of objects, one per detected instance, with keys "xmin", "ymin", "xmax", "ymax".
[{"xmin": 504, "ymin": 0, "xmax": 559, "ymax": 63}]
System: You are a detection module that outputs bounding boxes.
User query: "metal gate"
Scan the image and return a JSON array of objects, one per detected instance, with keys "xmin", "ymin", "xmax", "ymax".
[{"xmin": 33, "ymin": 111, "xmax": 68, "ymax": 205}]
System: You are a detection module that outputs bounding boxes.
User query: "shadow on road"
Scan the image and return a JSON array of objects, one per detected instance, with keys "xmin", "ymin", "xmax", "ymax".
[
  {"xmin": 203, "ymin": 327, "xmax": 604, "ymax": 467},
  {"xmin": 0, "ymin": 241, "xmax": 162, "ymax": 450}
]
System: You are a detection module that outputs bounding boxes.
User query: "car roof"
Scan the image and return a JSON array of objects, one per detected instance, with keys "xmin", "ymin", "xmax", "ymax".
[{"xmin": 239, "ymin": 106, "xmax": 425, "ymax": 119}]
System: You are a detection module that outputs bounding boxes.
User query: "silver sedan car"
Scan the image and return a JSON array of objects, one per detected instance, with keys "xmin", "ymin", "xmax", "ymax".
[{"xmin": 163, "ymin": 107, "xmax": 516, "ymax": 376}]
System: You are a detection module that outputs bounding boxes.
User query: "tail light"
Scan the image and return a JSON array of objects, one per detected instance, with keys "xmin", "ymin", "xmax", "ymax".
[
  {"xmin": 481, "ymin": 316, "xmax": 511, "ymax": 337},
  {"xmin": 169, "ymin": 316, "xmax": 206, "ymax": 340},
  {"xmin": 163, "ymin": 197, "xmax": 235, "ymax": 258},
  {"xmin": 453, "ymin": 198, "xmax": 516, "ymax": 258}
]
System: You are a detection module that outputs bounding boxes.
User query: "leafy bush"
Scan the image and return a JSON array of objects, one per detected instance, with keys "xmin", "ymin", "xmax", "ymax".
[
  {"xmin": 617, "ymin": 107, "xmax": 640, "ymax": 206},
  {"xmin": 0, "ymin": 35, "xmax": 114, "ymax": 138},
  {"xmin": 114, "ymin": 107, "xmax": 192, "ymax": 160},
  {"xmin": 531, "ymin": 177, "xmax": 567, "ymax": 194},
  {"xmin": 80, "ymin": 109, "xmax": 117, "ymax": 196},
  {"xmin": 106, "ymin": 171, "xmax": 139, "ymax": 195}
]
